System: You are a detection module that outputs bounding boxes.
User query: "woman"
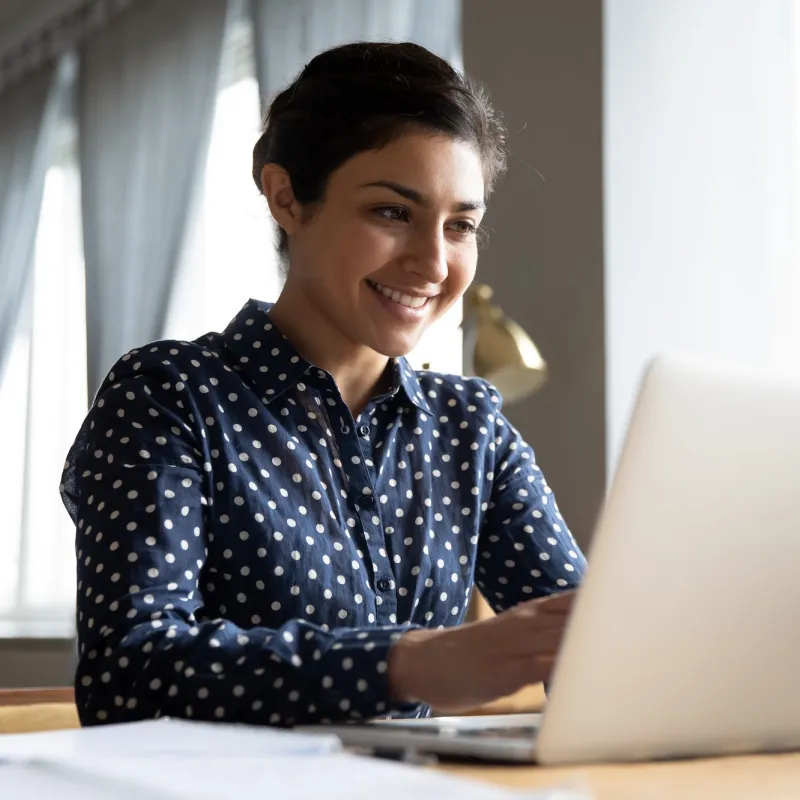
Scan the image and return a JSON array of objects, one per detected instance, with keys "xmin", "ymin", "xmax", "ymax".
[{"xmin": 61, "ymin": 41, "xmax": 586, "ymax": 727}]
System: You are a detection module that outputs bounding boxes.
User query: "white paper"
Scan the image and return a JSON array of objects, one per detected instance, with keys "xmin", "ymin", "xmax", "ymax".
[
  {"xmin": 0, "ymin": 762, "xmax": 148, "ymax": 799},
  {"xmin": 0, "ymin": 721, "xmax": 589, "ymax": 799},
  {"xmin": 0, "ymin": 717, "xmax": 340, "ymax": 760},
  {"xmin": 28, "ymin": 752, "xmax": 589, "ymax": 800}
]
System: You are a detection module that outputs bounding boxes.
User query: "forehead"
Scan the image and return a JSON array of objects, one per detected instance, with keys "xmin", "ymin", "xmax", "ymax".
[{"xmin": 332, "ymin": 131, "xmax": 486, "ymax": 202}]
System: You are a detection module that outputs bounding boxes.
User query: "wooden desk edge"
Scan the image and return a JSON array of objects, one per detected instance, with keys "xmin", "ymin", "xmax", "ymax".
[{"xmin": 437, "ymin": 750, "xmax": 800, "ymax": 799}]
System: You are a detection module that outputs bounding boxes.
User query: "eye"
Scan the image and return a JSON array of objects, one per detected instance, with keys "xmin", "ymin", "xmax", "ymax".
[
  {"xmin": 448, "ymin": 220, "xmax": 478, "ymax": 236},
  {"xmin": 374, "ymin": 206, "xmax": 409, "ymax": 223}
]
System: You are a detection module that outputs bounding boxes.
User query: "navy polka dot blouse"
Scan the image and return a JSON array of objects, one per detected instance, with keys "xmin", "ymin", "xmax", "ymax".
[{"xmin": 60, "ymin": 299, "xmax": 586, "ymax": 727}]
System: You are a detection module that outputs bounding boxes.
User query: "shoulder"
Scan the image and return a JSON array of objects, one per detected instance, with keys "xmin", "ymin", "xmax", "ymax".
[
  {"xmin": 94, "ymin": 332, "xmax": 236, "ymax": 398},
  {"xmin": 413, "ymin": 369, "xmax": 504, "ymax": 420},
  {"xmin": 413, "ymin": 369, "xmax": 532, "ymax": 470}
]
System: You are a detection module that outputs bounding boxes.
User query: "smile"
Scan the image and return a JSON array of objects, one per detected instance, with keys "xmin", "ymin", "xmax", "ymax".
[{"xmin": 367, "ymin": 280, "xmax": 431, "ymax": 309}]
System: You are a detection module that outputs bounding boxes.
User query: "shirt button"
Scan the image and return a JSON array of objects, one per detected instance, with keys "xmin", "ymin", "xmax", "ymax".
[
  {"xmin": 358, "ymin": 425, "xmax": 370, "ymax": 436},
  {"xmin": 361, "ymin": 494, "xmax": 375, "ymax": 508},
  {"xmin": 377, "ymin": 578, "xmax": 391, "ymax": 592}
]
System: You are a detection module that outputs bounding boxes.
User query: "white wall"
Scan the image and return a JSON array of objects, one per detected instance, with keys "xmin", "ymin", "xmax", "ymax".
[{"xmin": 604, "ymin": 0, "xmax": 800, "ymax": 473}]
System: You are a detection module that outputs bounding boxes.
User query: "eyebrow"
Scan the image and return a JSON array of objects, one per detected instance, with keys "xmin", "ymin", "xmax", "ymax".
[{"xmin": 360, "ymin": 180, "xmax": 486, "ymax": 213}]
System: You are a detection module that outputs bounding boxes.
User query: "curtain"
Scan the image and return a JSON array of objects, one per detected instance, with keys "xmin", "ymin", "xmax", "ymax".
[
  {"xmin": 250, "ymin": 0, "xmax": 462, "ymax": 111},
  {"xmin": 0, "ymin": 60, "xmax": 68, "ymax": 382},
  {"xmin": 79, "ymin": 0, "xmax": 227, "ymax": 397}
]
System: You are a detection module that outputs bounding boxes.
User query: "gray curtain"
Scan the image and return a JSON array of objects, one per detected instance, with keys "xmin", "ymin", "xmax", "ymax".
[
  {"xmin": 79, "ymin": 0, "xmax": 227, "ymax": 397},
  {"xmin": 0, "ymin": 60, "xmax": 69, "ymax": 381},
  {"xmin": 250, "ymin": 0, "xmax": 462, "ymax": 112}
]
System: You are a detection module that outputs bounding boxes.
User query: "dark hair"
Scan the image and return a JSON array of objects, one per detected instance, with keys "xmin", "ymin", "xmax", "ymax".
[{"xmin": 251, "ymin": 41, "xmax": 506, "ymax": 258}]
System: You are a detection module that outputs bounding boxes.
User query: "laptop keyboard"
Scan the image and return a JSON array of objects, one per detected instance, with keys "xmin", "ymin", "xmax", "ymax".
[
  {"xmin": 457, "ymin": 725, "xmax": 539, "ymax": 738},
  {"xmin": 378, "ymin": 720, "xmax": 540, "ymax": 740}
]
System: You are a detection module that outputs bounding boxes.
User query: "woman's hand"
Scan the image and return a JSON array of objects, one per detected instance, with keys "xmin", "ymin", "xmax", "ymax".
[{"xmin": 388, "ymin": 591, "xmax": 576, "ymax": 714}]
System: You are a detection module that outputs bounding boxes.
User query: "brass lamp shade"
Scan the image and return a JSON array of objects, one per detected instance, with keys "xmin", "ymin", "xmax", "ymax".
[{"xmin": 464, "ymin": 283, "xmax": 548, "ymax": 404}]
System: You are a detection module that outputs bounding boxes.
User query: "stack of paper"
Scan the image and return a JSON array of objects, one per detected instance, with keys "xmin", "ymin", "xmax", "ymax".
[
  {"xmin": 0, "ymin": 717, "xmax": 342, "ymax": 759},
  {"xmin": 0, "ymin": 719, "xmax": 590, "ymax": 799}
]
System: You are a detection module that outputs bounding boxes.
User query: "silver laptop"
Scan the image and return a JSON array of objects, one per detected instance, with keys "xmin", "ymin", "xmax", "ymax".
[{"xmin": 300, "ymin": 355, "xmax": 800, "ymax": 764}]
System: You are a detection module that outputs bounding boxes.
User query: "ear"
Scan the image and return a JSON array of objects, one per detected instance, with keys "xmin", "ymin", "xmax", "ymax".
[{"xmin": 260, "ymin": 164, "xmax": 303, "ymax": 238}]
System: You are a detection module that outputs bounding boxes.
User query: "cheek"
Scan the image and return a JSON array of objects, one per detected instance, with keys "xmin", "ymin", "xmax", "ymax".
[
  {"xmin": 446, "ymin": 249, "xmax": 478, "ymax": 295},
  {"xmin": 313, "ymin": 216, "xmax": 395, "ymax": 280},
  {"xmin": 430, "ymin": 252, "xmax": 476, "ymax": 322},
  {"xmin": 349, "ymin": 217, "xmax": 405, "ymax": 262}
]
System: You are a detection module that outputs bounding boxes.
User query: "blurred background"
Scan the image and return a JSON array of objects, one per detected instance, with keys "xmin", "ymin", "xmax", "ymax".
[{"xmin": 0, "ymin": 0, "xmax": 798, "ymax": 685}]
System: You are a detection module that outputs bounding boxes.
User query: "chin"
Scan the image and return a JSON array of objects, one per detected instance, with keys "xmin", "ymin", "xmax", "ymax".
[
  {"xmin": 373, "ymin": 343, "xmax": 416, "ymax": 360},
  {"xmin": 367, "ymin": 334, "xmax": 420, "ymax": 360}
]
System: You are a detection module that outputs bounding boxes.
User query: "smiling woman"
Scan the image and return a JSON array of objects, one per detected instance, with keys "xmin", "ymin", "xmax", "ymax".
[
  {"xmin": 254, "ymin": 43, "xmax": 503, "ymax": 411},
  {"xmin": 263, "ymin": 130, "xmax": 486, "ymax": 403},
  {"xmin": 60, "ymin": 41, "xmax": 586, "ymax": 729}
]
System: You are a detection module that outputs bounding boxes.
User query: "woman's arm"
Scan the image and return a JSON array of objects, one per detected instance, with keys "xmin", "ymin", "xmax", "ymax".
[
  {"xmin": 475, "ymin": 397, "xmax": 587, "ymax": 611},
  {"xmin": 62, "ymin": 369, "xmax": 419, "ymax": 727},
  {"xmin": 387, "ymin": 386, "xmax": 586, "ymax": 714}
]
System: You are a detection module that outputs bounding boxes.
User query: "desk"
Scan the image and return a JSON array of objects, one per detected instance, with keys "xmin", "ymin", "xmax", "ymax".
[
  {"xmin": 4, "ymin": 688, "xmax": 800, "ymax": 798},
  {"xmin": 439, "ymin": 752, "xmax": 800, "ymax": 799},
  {"xmin": 445, "ymin": 683, "xmax": 800, "ymax": 798}
]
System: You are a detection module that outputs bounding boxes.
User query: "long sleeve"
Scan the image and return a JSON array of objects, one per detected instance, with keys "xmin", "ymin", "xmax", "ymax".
[
  {"xmin": 474, "ymin": 387, "xmax": 587, "ymax": 612},
  {"xmin": 61, "ymin": 303, "xmax": 588, "ymax": 729},
  {"xmin": 63, "ymin": 366, "xmax": 418, "ymax": 727}
]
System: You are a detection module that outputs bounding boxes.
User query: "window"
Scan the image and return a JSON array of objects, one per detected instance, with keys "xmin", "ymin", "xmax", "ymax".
[
  {"xmin": 163, "ymin": 8, "xmax": 281, "ymax": 341},
  {"xmin": 0, "ymin": 6, "xmax": 463, "ymax": 632},
  {"xmin": 0, "ymin": 116, "xmax": 85, "ymax": 631}
]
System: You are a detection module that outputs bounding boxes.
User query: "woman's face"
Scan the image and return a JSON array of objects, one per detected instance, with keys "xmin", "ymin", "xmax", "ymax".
[{"xmin": 278, "ymin": 131, "xmax": 486, "ymax": 358}]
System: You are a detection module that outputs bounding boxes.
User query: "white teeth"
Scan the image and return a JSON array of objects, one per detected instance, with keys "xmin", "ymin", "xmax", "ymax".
[{"xmin": 370, "ymin": 281, "xmax": 428, "ymax": 309}]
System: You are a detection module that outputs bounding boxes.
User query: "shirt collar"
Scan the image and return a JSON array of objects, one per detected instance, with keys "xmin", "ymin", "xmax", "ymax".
[
  {"xmin": 220, "ymin": 299, "xmax": 433, "ymax": 414},
  {"xmin": 392, "ymin": 351, "xmax": 434, "ymax": 415}
]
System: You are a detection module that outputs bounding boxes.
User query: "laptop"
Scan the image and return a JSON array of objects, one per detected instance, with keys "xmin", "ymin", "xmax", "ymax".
[{"xmin": 299, "ymin": 355, "xmax": 800, "ymax": 764}]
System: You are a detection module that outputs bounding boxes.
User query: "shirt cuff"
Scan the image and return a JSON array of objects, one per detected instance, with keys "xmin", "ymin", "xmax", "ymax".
[{"xmin": 314, "ymin": 625, "xmax": 422, "ymax": 722}]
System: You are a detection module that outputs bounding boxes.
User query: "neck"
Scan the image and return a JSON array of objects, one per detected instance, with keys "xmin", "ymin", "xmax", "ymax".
[{"xmin": 269, "ymin": 283, "xmax": 391, "ymax": 416}]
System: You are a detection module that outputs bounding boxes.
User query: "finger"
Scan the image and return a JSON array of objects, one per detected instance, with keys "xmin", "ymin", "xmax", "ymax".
[
  {"xmin": 520, "ymin": 591, "xmax": 576, "ymax": 617},
  {"xmin": 528, "ymin": 629, "xmax": 565, "ymax": 656},
  {"xmin": 507, "ymin": 591, "xmax": 575, "ymax": 618},
  {"xmin": 531, "ymin": 655, "xmax": 557, "ymax": 685},
  {"xmin": 537, "ymin": 590, "xmax": 577, "ymax": 611},
  {"xmin": 475, "ymin": 601, "xmax": 571, "ymax": 659},
  {"xmin": 496, "ymin": 603, "xmax": 571, "ymax": 636},
  {"xmin": 489, "ymin": 615, "xmax": 566, "ymax": 652},
  {"xmin": 504, "ymin": 654, "xmax": 557, "ymax": 690},
  {"xmin": 526, "ymin": 650, "xmax": 561, "ymax": 683},
  {"xmin": 502, "ymin": 626, "xmax": 565, "ymax": 660},
  {"xmin": 507, "ymin": 603, "xmax": 573, "ymax": 633}
]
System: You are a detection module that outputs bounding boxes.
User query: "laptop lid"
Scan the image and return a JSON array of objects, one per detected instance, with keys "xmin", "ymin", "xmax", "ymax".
[{"xmin": 536, "ymin": 355, "xmax": 800, "ymax": 764}]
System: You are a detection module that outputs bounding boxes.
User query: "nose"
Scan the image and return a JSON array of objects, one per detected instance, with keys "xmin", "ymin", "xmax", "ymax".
[{"xmin": 406, "ymin": 228, "xmax": 448, "ymax": 285}]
